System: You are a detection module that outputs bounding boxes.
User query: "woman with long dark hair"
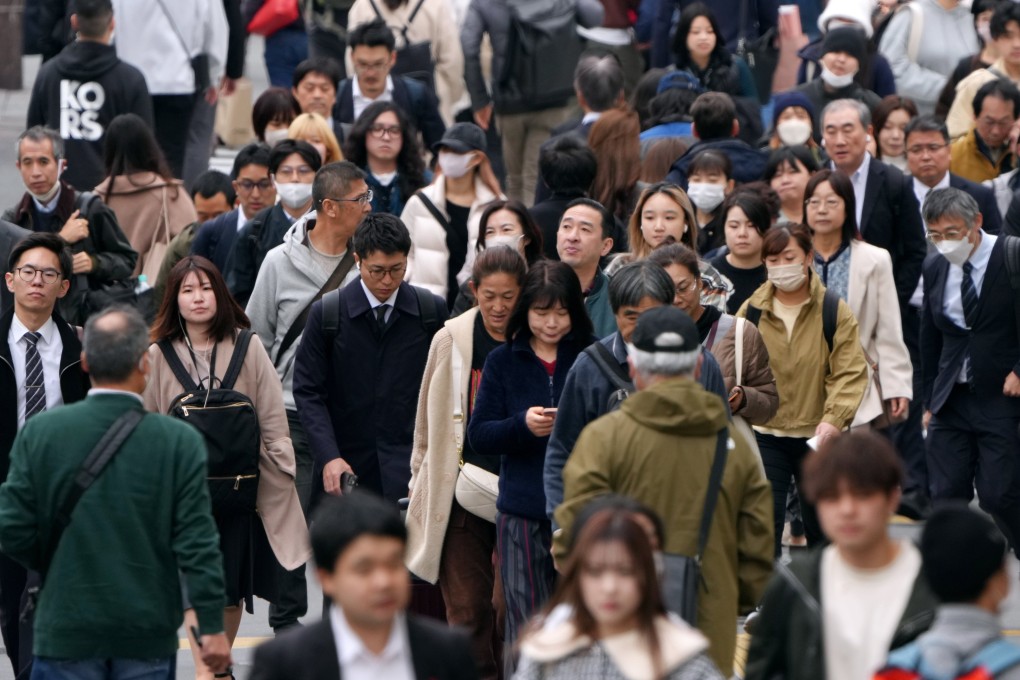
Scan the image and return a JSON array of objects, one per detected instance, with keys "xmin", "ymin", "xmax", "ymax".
[
  {"xmin": 514, "ymin": 508, "xmax": 724, "ymax": 680},
  {"xmin": 872, "ymin": 95, "xmax": 919, "ymax": 172},
  {"xmin": 95, "ymin": 113, "xmax": 197, "ymax": 279},
  {"xmin": 343, "ymin": 100, "xmax": 427, "ymax": 216},
  {"xmin": 468, "ymin": 259, "xmax": 595, "ymax": 677},
  {"xmin": 672, "ymin": 3, "xmax": 757, "ymax": 102},
  {"xmin": 589, "ymin": 108, "xmax": 641, "ymax": 225},
  {"xmin": 144, "ymin": 256, "xmax": 308, "ymax": 680}
]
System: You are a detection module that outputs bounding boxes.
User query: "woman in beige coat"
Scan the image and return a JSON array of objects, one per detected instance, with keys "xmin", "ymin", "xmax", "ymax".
[
  {"xmin": 806, "ymin": 169, "xmax": 913, "ymax": 428},
  {"xmin": 406, "ymin": 246, "xmax": 526, "ymax": 680},
  {"xmin": 95, "ymin": 114, "xmax": 197, "ymax": 278},
  {"xmin": 144, "ymin": 256, "xmax": 309, "ymax": 680}
]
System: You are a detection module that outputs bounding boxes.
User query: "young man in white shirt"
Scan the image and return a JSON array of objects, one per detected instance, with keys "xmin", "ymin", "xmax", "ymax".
[
  {"xmin": 745, "ymin": 430, "xmax": 939, "ymax": 680},
  {"xmin": 250, "ymin": 492, "xmax": 478, "ymax": 680}
]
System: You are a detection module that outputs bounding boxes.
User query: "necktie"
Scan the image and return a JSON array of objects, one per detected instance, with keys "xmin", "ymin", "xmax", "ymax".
[
  {"xmin": 23, "ymin": 332, "xmax": 46, "ymax": 419},
  {"xmin": 961, "ymin": 261, "xmax": 979, "ymax": 329},
  {"xmin": 375, "ymin": 304, "xmax": 389, "ymax": 331}
]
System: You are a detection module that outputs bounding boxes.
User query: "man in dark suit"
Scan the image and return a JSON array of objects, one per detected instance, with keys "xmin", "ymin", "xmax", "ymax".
[
  {"xmin": 292, "ymin": 57, "xmax": 344, "ymax": 139},
  {"xmin": 251, "ymin": 492, "xmax": 477, "ymax": 680},
  {"xmin": 0, "ymin": 232, "xmax": 90, "ymax": 677},
  {"xmin": 333, "ymin": 21, "xmax": 445, "ymax": 151},
  {"xmin": 293, "ymin": 213, "xmax": 447, "ymax": 504},
  {"xmin": 921, "ymin": 187, "xmax": 1020, "ymax": 548}
]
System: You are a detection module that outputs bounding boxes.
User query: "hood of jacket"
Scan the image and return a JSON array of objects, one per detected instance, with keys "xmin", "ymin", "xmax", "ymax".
[
  {"xmin": 53, "ymin": 40, "xmax": 120, "ymax": 80},
  {"xmin": 621, "ymin": 377, "xmax": 729, "ymax": 436},
  {"xmin": 94, "ymin": 172, "xmax": 183, "ymax": 197}
]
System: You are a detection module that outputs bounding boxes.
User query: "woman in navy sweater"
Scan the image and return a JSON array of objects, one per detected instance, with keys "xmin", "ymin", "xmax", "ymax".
[{"xmin": 468, "ymin": 260, "xmax": 594, "ymax": 677}]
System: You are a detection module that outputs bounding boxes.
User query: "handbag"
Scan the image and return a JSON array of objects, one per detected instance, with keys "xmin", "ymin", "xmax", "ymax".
[
  {"xmin": 248, "ymin": 0, "xmax": 300, "ymax": 36},
  {"xmin": 450, "ymin": 341, "xmax": 499, "ymax": 522},
  {"xmin": 141, "ymin": 187, "xmax": 172, "ymax": 284},
  {"xmin": 862, "ymin": 347, "xmax": 908, "ymax": 429}
]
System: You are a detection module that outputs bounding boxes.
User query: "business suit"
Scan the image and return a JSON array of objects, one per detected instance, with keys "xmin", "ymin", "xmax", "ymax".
[
  {"xmin": 333, "ymin": 76, "xmax": 445, "ymax": 152},
  {"xmin": 250, "ymin": 614, "xmax": 478, "ymax": 680},
  {"xmin": 921, "ymin": 234, "xmax": 1020, "ymax": 546},
  {"xmin": 191, "ymin": 207, "xmax": 242, "ymax": 274},
  {"xmin": 949, "ymin": 173, "xmax": 1001, "ymax": 234}
]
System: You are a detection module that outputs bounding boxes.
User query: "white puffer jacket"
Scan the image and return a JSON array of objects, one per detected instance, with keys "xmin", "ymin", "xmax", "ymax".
[{"xmin": 400, "ymin": 176, "xmax": 502, "ymax": 300}]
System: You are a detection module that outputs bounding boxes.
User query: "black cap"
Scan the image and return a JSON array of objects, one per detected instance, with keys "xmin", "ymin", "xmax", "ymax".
[
  {"xmin": 920, "ymin": 504, "xmax": 1008, "ymax": 603},
  {"xmin": 822, "ymin": 26, "xmax": 867, "ymax": 64},
  {"xmin": 630, "ymin": 306, "xmax": 699, "ymax": 353},
  {"xmin": 433, "ymin": 122, "xmax": 487, "ymax": 154}
]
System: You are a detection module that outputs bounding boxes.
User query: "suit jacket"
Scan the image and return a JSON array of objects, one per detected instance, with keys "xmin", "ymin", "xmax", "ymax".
[
  {"xmin": 921, "ymin": 235, "xmax": 1020, "ymax": 417},
  {"xmin": 250, "ymin": 615, "xmax": 478, "ymax": 680},
  {"xmin": 949, "ymin": 172, "xmax": 1002, "ymax": 235},
  {"xmin": 0, "ymin": 221, "xmax": 29, "ymax": 315},
  {"xmin": 860, "ymin": 158, "xmax": 927, "ymax": 308},
  {"xmin": 334, "ymin": 76, "xmax": 445, "ymax": 152},
  {"xmin": 0, "ymin": 308, "xmax": 90, "ymax": 483},
  {"xmin": 191, "ymin": 208, "xmax": 242, "ymax": 274}
]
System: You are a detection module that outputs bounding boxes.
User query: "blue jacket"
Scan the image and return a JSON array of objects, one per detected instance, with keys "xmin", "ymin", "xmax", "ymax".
[
  {"xmin": 666, "ymin": 138, "xmax": 769, "ymax": 188},
  {"xmin": 468, "ymin": 331, "xmax": 592, "ymax": 520},
  {"xmin": 544, "ymin": 331, "xmax": 729, "ymax": 519},
  {"xmin": 191, "ymin": 208, "xmax": 242, "ymax": 273}
]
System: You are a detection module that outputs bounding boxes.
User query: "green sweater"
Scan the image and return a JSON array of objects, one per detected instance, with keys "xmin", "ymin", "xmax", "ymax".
[{"xmin": 0, "ymin": 392, "xmax": 225, "ymax": 659}]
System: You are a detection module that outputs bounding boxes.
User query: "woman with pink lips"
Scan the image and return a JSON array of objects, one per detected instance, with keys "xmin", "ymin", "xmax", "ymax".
[{"xmin": 406, "ymin": 246, "xmax": 527, "ymax": 680}]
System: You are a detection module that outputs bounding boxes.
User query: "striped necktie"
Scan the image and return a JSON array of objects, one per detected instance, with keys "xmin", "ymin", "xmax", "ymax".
[{"xmin": 23, "ymin": 331, "xmax": 46, "ymax": 419}]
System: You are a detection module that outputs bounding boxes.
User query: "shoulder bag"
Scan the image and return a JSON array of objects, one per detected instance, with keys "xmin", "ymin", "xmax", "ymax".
[
  {"xmin": 450, "ymin": 340, "xmax": 499, "ymax": 522},
  {"xmin": 368, "ymin": 0, "xmax": 436, "ymax": 91}
]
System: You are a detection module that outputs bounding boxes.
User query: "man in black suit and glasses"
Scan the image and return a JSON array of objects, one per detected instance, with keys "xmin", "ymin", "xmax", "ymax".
[{"xmin": 250, "ymin": 491, "xmax": 478, "ymax": 680}]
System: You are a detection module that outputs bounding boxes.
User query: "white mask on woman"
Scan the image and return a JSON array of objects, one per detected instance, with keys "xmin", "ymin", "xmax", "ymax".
[
  {"xmin": 767, "ymin": 262, "xmax": 807, "ymax": 292},
  {"xmin": 777, "ymin": 119, "xmax": 813, "ymax": 146},
  {"xmin": 438, "ymin": 151, "xmax": 475, "ymax": 179},
  {"xmin": 820, "ymin": 65, "xmax": 856, "ymax": 89},
  {"xmin": 686, "ymin": 182, "xmax": 726, "ymax": 213},
  {"xmin": 264, "ymin": 128, "xmax": 289, "ymax": 146}
]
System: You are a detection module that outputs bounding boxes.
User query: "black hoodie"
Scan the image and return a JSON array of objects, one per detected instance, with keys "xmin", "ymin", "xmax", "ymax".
[{"xmin": 27, "ymin": 40, "xmax": 153, "ymax": 192}]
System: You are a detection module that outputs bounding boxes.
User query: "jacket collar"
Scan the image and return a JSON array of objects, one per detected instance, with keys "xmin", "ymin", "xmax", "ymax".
[
  {"xmin": 746, "ymin": 268, "xmax": 826, "ymax": 313},
  {"xmin": 346, "ymin": 280, "xmax": 419, "ymax": 319},
  {"xmin": 11, "ymin": 179, "xmax": 78, "ymax": 225},
  {"xmin": 0, "ymin": 307, "xmax": 81, "ymax": 372}
]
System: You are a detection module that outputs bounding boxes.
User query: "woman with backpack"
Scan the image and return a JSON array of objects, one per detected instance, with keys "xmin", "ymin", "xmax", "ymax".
[{"xmin": 143, "ymin": 255, "xmax": 309, "ymax": 680}]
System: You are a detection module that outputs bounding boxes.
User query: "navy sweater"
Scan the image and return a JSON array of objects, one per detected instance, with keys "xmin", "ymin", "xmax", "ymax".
[{"xmin": 468, "ymin": 332, "xmax": 591, "ymax": 521}]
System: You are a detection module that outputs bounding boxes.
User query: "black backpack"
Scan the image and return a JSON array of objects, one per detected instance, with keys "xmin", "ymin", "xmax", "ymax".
[
  {"xmin": 158, "ymin": 330, "xmax": 261, "ymax": 515},
  {"xmin": 745, "ymin": 288, "xmax": 840, "ymax": 354},
  {"xmin": 367, "ymin": 0, "xmax": 436, "ymax": 92},
  {"xmin": 495, "ymin": 0, "xmax": 583, "ymax": 113},
  {"xmin": 320, "ymin": 284, "xmax": 440, "ymax": 341}
]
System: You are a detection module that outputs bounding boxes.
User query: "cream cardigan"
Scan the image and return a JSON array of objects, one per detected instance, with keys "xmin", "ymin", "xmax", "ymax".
[{"xmin": 405, "ymin": 307, "xmax": 477, "ymax": 583}]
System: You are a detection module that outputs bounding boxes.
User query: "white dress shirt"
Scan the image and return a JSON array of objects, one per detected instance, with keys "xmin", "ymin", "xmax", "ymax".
[
  {"xmin": 909, "ymin": 172, "xmax": 951, "ymax": 308},
  {"xmin": 236, "ymin": 207, "xmax": 250, "ymax": 233},
  {"xmin": 9, "ymin": 315, "xmax": 64, "ymax": 429},
  {"xmin": 353, "ymin": 76, "xmax": 395, "ymax": 121},
  {"xmin": 360, "ymin": 280, "xmax": 400, "ymax": 325},
  {"xmin": 943, "ymin": 230, "xmax": 996, "ymax": 383},
  {"xmin": 330, "ymin": 606, "xmax": 415, "ymax": 680},
  {"xmin": 835, "ymin": 152, "xmax": 871, "ymax": 229}
]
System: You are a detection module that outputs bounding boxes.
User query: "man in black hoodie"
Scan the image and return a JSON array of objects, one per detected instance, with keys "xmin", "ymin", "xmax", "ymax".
[{"xmin": 26, "ymin": 0, "xmax": 153, "ymax": 193}]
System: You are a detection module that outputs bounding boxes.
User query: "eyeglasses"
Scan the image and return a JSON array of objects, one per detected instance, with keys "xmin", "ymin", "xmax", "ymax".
[
  {"xmin": 362, "ymin": 263, "xmax": 406, "ymax": 281},
  {"xmin": 926, "ymin": 229, "xmax": 967, "ymax": 244},
  {"xmin": 906, "ymin": 142, "xmax": 949, "ymax": 156},
  {"xmin": 236, "ymin": 179, "xmax": 273, "ymax": 193},
  {"xmin": 368, "ymin": 125, "xmax": 401, "ymax": 138},
  {"xmin": 328, "ymin": 190, "xmax": 374, "ymax": 206},
  {"xmin": 354, "ymin": 59, "xmax": 389, "ymax": 74},
  {"xmin": 806, "ymin": 198, "xmax": 843, "ymax": 210},
  {"xmin": 274, "ymin": 165, "xmax": 315, "ymax": 180},
  {"xmin": 14, "ymin": 265, "xmax": 61, "ymax": 284},
  {"xmin": 674, "ymin": 277, "xmax": 697, "ymax": 294}
]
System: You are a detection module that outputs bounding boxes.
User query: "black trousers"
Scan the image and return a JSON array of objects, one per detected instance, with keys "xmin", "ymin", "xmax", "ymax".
[
  {"xmin": 927, "ymin": 384, "xmax": 1020, "ymax": 548},
  {"xmin": 268, "ymin": 410, "xmax": 314, "ymax": 630},
  {"xmin": 756, "ymin": 432, "xmax": 825, "ymax": 558},
  {"xmin": 889, "ymin": 305, "xmax": 929, "ymax": 496},
  {"xmin": 152, "ymin": 94, "xmax": 196, "ymax": 180},
  {"xmin": 0, "ymin": 553, "xmax": 25, "ymax": 676}
]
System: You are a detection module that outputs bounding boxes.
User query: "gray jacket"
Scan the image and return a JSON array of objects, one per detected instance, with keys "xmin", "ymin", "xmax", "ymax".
[
  {"xmin": 909, "ymin": 605, "xmax": 1020, "ymax": 680},
  {"xmin": 460, "ymin": 0, "xmax": 603, "ymax": 112},
  {"xmin": 245, "ymin": 211, "xmax": 360, "ymax": 410}
]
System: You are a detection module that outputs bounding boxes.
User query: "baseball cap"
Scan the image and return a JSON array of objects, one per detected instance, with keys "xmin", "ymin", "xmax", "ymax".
[
  {"xmin": 433, "ymin": 122, "xmax": 487, "ymax": 154},
  {"xmin": 630, "ymin": 306, "xmax": 699, "ymax": 353}
]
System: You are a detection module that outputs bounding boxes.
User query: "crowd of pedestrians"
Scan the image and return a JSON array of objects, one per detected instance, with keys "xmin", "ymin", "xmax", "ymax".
[{"xmin": 9, "ymin": 0, "xmax": 1020, "ymax": 678}]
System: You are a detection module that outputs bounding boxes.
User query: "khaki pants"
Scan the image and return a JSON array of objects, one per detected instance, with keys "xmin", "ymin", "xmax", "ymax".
[{"xmin": 497, "ymin": 105, "xmax": 573, "ymax": 206}]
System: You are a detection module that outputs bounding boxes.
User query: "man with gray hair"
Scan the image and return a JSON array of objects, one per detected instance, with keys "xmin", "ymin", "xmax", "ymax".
[
  {"xmin": 921, "ymin": 186, "xmax": 1020, "ymax": 549},
  {"xmin": 553, "ymin": 305, "xmax": 773, "ymax": 676},
  {"xmin": 0, "ymin": 305, "xmax": 231, "ymax": 677}
]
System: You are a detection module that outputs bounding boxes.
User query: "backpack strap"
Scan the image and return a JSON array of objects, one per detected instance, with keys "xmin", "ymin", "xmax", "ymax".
[
  {"xmin": 963, "ymin": 639, "xmax": 1020, "ymax": 677},
  {"xmin": 583, "ymin": 341, "xmax": 634, "ymax": 393},
  {"xmin": 220, "ymin": 330, "xmax": 254, "ymax": 391},
  {"xmin": 322, "ymin": 288, "xmax": 341, "ymax": 343},
  {"xmin": 74, "ymin": 191, "xmax": 101, "ymax": 220},
  {"xmin": 413, "ymin": 285, "xmax": 440, "ymax": 335},
  {"xmin": 415, "ymin": 192, "xmax": 451, "ymax": 233},
  {"xmin": 156, "ymin": 339, "xmax": 200, "ymax": 392},
  {"xmin": 696, "ymin": 429, "xmax": 729, "ymax": 561},
  {"xmin": 822, "ymin": 288, "xmax": 839, "ymax": 355}
]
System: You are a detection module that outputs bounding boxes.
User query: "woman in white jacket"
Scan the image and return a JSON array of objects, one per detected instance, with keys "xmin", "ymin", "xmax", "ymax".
[
  {"xmin": 401, "ymin": 122, "xmax": 504, "ymax": 309},
  {"xmin": 806, "ymin": 169, "xmax": 913, "ymax": 428}
]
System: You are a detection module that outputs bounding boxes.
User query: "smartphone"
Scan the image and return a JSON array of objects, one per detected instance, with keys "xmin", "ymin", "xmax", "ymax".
[
  {"xmin": 542, "ymin": 407, "xmax": 558, "ymax": 417},
  {"xmin": 340, "ymin": 471, "xmax": 359, "ymax": 495}
]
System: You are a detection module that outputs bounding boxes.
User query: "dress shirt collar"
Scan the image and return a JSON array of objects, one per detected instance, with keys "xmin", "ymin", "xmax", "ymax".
[
  {"xmin": 360, "ymin": 279, "xmax": 399, "ymax": 309},
  {"xmin": 236, "ymin": 207, "xmax": 249, "ymax": 232},
  {"xmin": 31, "ymin": 185, "xmax": 62, "ymax": 214},
  {"xmin": 353, "ymin": 75, "xmax": 395, "ymax": 102},
  {"xmin": 11, "ymin": 314, "xmax": 57, "ymax": 348},
  {"xmin": 330, "ymin": 606, "xmax": 409, "ymax": 667},
  {"xmin": 961, "ymin": 229, "xmax": 996, "ymax": 274},
  {"xmin": 87, "ymin": 387, "xmax": 144, "ymax": 404},
  {"xmin": 912, "ymin": 172, "xmax": 951, "ymax": 217}
]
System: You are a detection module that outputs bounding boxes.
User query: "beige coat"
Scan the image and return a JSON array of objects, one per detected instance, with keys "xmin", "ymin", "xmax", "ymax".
[
  {"xmin": 946, "ymin": 58, "xmax": 1015, "ymax": 140},
  {"xmin": 406, "ymin": 308, "xmax": 476, "ymax": 583},
  {"xmin": 346, "ymin": 0, "xmax": 466, "ymax": 125},
  {"xmin": 847, "ymin": 240, "xmax": 913, "ymax": 426},
  {"xmin": 95, "ymin": 172, "xmax": 197, "ymax": 277},
  {"xmin": 143, "ymin": 331, "xmax": 310, "ymax": 570}
]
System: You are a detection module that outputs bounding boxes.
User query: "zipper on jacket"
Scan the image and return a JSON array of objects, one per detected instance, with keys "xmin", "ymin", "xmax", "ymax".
[
  {"xmin": 208, "ymin": 474, "xmax": 258, "ymax": 490},
  {"xmin": 181, "ymin": 402, "xmax": 253, "ymax": 417},
  {"xmin": 548, "ymin": 374, "xmax": 555, "ymax": 408}
]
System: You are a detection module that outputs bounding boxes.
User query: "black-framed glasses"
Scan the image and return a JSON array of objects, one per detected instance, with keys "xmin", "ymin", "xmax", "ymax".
[
  {"xmin": 362, "ymin": 263, "xmax": 406, "ymax": 281},
  {"xmin": 14, "ymin": 265, "xmax": 61, "ymax": 284},
  {"xmin": 368, "ymin": 125, "xmax": 401, "ymax": 138},
  {"xmin": 328, "ymin": 190, "xmax": 374, "ymax": 206},
  {"xmin": 236, "ymin": 179, "xmax": 273, "ymax": 193}
]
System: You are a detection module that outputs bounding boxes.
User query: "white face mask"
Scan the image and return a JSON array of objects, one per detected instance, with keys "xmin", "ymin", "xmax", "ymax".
[
  {"xmin": 820, "ymin": 65, "xmax": 857, "ymax": 89},
  {"xmin": 686, "ymin": 182, "xmax": 726, "ymax": 213},
  {"xmin": 768, "ymin": 262, "xmax": 807, "ymax": 292},
  {"xmin": 935, "ymin": 235, "xmax": 974, "ymax": 267},
  {"xmin": 264, "ymin": 128, "xmax": 289, "ymax": 146},
  {"xmin": 438, "ymin": 151, "xmax": 475, "ymax": 179},
  {"xmin": 978, "ymin": 21, "xmax": 992, "ymax": 44},
  {"xmin": 273, "ymin": 181, "xmax": 313, "ymax": 209},
  {"xmin": 487, "ymin": 234, "xmax": 523, "ymax": 250},
  {"xmin": 777, "ymin": 119, "xmax": 813, "ymax": 146}
]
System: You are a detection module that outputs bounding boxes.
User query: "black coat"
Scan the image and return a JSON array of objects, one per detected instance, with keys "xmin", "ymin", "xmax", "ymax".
[
  {"xmin": 292, "ymin": 279, "xmax": 447, "ymax": 502},
  {"xmin": 0, "ymin": 308, "xmax": 90, "ymax": 484},
  {"xmin": 921, "ymin": 236, "xmax": 1020, "ymax": 417},
  {"xmin": 947, "ymin": 173, "xmax": 1001, "ymax": 235},
  {"xmin": 334, "ymin": 76, "xmax": 446, "ymax": 152},
  {"xmin": 859, "ymin": 159, "xmax": 927, "ymax": 308},
  {"xmin": 191, "ymin": 208, "xmax": 242, "ymax": 274},
  {"xmin": 226, "ymin": 204, "xmax": 295, "ymax": 308},
  {"xmin": 0, "ymin": 221, "xmax": 30, "ymax": 315},
  {"xmin": 250, "ymin": 615, "xmax": 478, "ymax": 680}
]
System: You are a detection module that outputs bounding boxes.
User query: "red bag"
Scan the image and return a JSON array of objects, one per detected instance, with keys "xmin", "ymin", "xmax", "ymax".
[{"xmin": 247, "ymin": 0, "xmax": 300, "ymax": 36}]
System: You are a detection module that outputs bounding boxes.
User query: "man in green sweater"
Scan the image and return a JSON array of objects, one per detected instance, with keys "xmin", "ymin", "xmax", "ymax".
[{"xmin": 0, "ymin": 305, "xmax": 231, "ymax": 678}]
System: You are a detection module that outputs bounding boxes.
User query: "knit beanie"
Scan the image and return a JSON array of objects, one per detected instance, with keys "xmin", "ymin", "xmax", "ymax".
[
  {"xmin": 822, "ymin": 26, "xmax": 868, "ymax": 64},
  {"xmin": 817, "ymin": 0, "xmax": 876, "ymax": 39},
  {"xmin": 920, "ymin": 504, "xmax": 1008, "ymax": 603},
  {"xmin": 773, "ymin": 91, "xmax": 815, "ymax": 123}
]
